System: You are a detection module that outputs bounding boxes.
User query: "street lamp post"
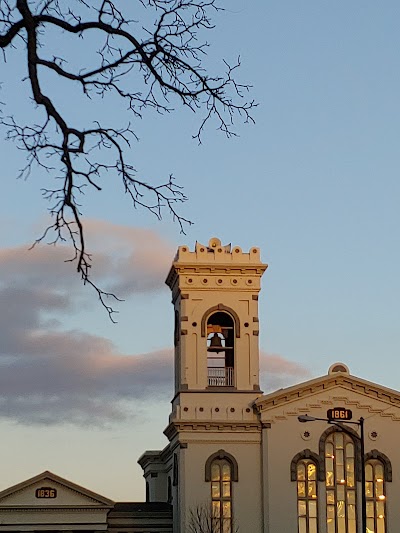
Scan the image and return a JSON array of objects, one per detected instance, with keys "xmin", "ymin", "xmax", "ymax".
[{"xmin": 298, "ymin": 414, "xmax": 366, "ymax": 533}]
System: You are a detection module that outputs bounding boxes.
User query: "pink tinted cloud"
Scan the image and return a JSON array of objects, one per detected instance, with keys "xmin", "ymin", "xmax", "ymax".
[
  {"xmin": 0, "ymin": 220, "xmax": 175, "ymax": 296},
  {"xmin": 0, "ymin": 346, "xmax": 173, "ymax": 426},
  {"xmin": 84, "ymin": 220, "xmax": 175, "ymax": 294},
  {"xmin": 0, "ymin": 277, "xmax": 174, "ymax": 425},
  {"xmin": 0, "ymin": 222, "xmax": 175, "ymax": 425},
  {"xmin": 260, "ymin": 351, "xmax": 311, "ymax": 391}
]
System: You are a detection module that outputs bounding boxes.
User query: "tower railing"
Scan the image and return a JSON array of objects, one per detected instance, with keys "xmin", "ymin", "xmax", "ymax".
[{"xmin": 207, "ymin": 367, "xmax": 234, "ymax": 387}]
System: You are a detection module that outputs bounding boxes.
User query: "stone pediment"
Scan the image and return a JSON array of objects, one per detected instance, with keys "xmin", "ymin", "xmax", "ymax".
[
  {"xmin": 0, "ymin": 471, "xmax": 113, "ymax": 507},
  {"xmin": 255, "ymin": 371, "xmax": 400, "ymax": 417}
]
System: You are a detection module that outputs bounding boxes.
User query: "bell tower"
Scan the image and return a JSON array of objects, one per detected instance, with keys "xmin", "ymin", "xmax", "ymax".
[
  {"xmin": 140, "ymin": 239, "xmax": 268, "ymax": 533},
  {"xmin": 163, "ymin": 238, "xmax": 268, "ymax": 532},
  {"xmin": 166, "ymin": 237, "xmax": 268, "ymax": 396}
]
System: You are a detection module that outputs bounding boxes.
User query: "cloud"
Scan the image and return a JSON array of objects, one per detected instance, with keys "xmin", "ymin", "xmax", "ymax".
[
  {"xmin": 0, "ymin": 346, "xmax": 173, "ymax": 426},
  {"xmin": 0, "ymin": 281, "xmax": 174, "ymax": 426},
  {"xmin": 260, "ymin": 352, "xmax": 311, "ymax": 392},
  {"xmin": 83, "ymin": 220, "xmax": 175, "ymax": 294},
  {"xmin": 0, "ymin": 220, "xmax": 175, "ymax": 296},
  {"xmin": 0, "ymin": 222, "xmax": 175, "ymax": 426}
]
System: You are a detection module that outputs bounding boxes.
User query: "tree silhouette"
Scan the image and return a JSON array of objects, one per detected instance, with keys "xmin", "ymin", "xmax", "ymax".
[
  {"xmin": 0, "ymin": 0, "xmax": 255, "ymax": 318},
  {"xmin": 187, "ymin": 503, "xmax": 239, "ymax": 533}
]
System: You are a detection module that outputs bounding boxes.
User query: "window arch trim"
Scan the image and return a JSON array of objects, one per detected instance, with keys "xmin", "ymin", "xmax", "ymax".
[
  {"xmin": 205, "ymin": 449, "xmax": 239, "ymax": 482},
  {"xmin": 365, "ymin": 449, "xmax": 392, "ymax": 482},
  {"xmin": 290, "ymin": 448, "xmax": 324, "ymax": 482},
  {"xmin": 319, "ymin": 425, "xmax": 362, "ymax": 481},
  {"xmin": 201, "ymin": 305, "xmax": 241, "ymax": 338}
]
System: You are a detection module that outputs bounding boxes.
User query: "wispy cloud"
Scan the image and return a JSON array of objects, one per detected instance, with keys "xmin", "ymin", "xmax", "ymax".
[
  {"xmin": 260, "ymin": 352, "xmax": 311, "ymax": 391},
  {"xmin": 0, "ymin": 222, "xmax": 174, "ymax": 426},
  {"xmin": 0, "ymin": 345, "xmax": 173, "ymax": 426},
  {"xmin": 0, "ymin": 220, "xmax": 175, "ymax": 296},
  {"xmin": 83, "ymin": 220, "xmax": 175, "ymax": 294}
]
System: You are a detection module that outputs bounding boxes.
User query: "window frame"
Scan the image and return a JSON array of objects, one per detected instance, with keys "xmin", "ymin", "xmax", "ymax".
[
  {"xmin": 324, "ymin": 431, "xmax": 357, "ymax": 533},
  {"xmin": 291, "ymin": 450, "xmax": 322, "ymax": 533},
  {"xmin": 365, "ymin": 457, "xmax": 387, "ymax": 533},
  {"xmin": 210, "ymin": 458, "xmax": 233, "ymax": 533},
  {"xmin": 205, "ymin": 450, "xmax": 238, "ymax": 533},
  {"xmin": 296, "ymin": 458, "xmax": 319, "ymax": 533}
]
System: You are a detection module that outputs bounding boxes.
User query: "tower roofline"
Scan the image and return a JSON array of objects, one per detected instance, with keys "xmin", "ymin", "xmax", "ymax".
[{"xmin": 165, "ymin": 237, "xmax": 268, "ymax": 289}]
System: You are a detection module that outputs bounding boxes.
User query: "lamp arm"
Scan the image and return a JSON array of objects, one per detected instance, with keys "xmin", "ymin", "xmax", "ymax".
[{"xmin": 329, "ymin": 421, "xmax": 361, "ymax": 442}]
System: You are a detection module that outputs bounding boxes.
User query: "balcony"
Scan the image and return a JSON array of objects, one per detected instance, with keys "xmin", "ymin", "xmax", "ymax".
[{"xmin": 207, "ymin": 367, "xmax": 234, "ymax": 387}]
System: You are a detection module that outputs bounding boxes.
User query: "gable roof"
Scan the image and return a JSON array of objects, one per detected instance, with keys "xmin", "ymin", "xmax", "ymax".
[
  {"xmin": 255, "ymin": 371, "xmax": 400, "ymax": 412},
  {"xmin": 0, "ymin": 470, "xmax": 114, "ymax": 506}
]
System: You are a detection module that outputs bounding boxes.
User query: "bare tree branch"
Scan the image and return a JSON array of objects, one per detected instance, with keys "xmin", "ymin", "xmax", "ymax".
[
  {"xmin": 187, "ymin": 503, "xmax": 239, "ymax": 533},
  {"xmin": 0, "ymin": 0, "xmax": 256, "ymax": 319}
]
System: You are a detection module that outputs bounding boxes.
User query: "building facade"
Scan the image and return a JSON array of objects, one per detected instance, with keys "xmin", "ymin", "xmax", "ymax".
[
  {"xmin": 2, "ymin": 238, "xmax": 400, "ymax": 533},
  {"xmin": 139, "ymin": 238, "xmax": 400, "ymax": 533}
]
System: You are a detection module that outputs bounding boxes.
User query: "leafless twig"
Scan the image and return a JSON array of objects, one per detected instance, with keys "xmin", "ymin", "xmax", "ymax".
[{"xmin": 0, "ymin": 0, "xmax": 255, "ymax": 319}]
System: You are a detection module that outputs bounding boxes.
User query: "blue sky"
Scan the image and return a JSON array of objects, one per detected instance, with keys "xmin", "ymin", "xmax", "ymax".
[{"xmin": 1, "ymin": 1, "xmax": 400, "ymax": 500}]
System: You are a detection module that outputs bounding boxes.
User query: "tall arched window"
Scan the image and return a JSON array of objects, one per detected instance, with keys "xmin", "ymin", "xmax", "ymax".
[
  {"xmin": 325, "ymin": 432, "xmax": 357, "ymax": 533},
  {"xmin": 291, "ymin": 450, "xmax": 322, "ymax": 533},
  {"xmin": 206, "ymin": 311, "xmax": 235, "ymax": 387},
  {"xmin": 296, "ymin": 458, "xmax": 318, "ymax": 533},
  {"xmin": 365, "ymin": 459, "xmax": 386, "ymax": 533},
  {"xmin": 210, "ymin": 458, "xmax": 233, "ymax": 533},
  {"xmin": 205, "ymin": 450, "xmax": 238, "ymax": 533}
]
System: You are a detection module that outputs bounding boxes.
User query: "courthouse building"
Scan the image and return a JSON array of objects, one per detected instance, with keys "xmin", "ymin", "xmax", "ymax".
[{"xmin": 1, "ymin": 238, "xmax": 400, "ymax": 532}]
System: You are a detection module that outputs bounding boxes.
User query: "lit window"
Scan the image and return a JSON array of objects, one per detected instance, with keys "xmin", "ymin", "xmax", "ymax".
[
  {"xmin": 325, "ymin": 432, "xmax": 357, "ymax": 533},
  {"xmin": 210, "ymin": 458, "xmax": 232, "ymax": 533},
  {"xmin": 365, "ymin": 459, "xmax": 386, "ymax": 533},
  {"xmin": 297, "ymin": 459, "xmax": 318, "ymax": 533}
]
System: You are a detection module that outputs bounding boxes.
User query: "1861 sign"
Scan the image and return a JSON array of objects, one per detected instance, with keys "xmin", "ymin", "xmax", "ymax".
[{"xmin": 327, "ymin": 407, "xmax": 352, "ymax": 421}]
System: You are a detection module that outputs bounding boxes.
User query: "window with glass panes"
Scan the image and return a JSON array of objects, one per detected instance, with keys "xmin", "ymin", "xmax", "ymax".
[
  {"xmin": 296, "ymin": 459, "xmax": 318, "ymax": 533},
  {"xmin": 211, "ymin": 459, "xmax": 232, "ymax": 533},
  {"xmin": 365, "ymin": 459, "xmax": 386, "ymax": 533},
  {"xmin": 325, "ymin": 432, "xmax": 357, "ymax": 533}
]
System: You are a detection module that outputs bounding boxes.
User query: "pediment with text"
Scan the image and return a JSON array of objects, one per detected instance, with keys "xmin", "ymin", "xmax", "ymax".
[
  {"xmin": 255, "ymin": 367, "xmax": 400, "ymax": 424},
  {"xmin": 0, "ymin": 470, "xmax": 113, "ymax": 507}
]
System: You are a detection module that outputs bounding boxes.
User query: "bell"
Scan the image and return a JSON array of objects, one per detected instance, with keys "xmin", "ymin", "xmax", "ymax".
[{"xmin": 208, "ymin": 333, "xmax": 224, "ymax": 351}]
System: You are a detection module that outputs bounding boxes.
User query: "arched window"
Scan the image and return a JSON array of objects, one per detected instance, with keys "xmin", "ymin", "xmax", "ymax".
[
  {"xmin": 325, "ymin": 432, "xmax": 357, "ymax": 533},
  {"xmin": 365, "ymin": 459, "xmax": 386, "ymax": 533},
  {"xmin": 210, "ymin": 458, "xmax": 233, "ymax": 533},
  {"xmin": 206, "ymin": 311, "xmax": 235, "ymax": 387},
  {"xmin": 291, "ymin": 450, "xmax": 322, "ymax": 533},
  {"xmin": 205, "ymin": 450, "xmax": 238, "ymax": 533},
  {"xmin": 296, "ymin": 458, "xmax": 318, "ymax": 533}
]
